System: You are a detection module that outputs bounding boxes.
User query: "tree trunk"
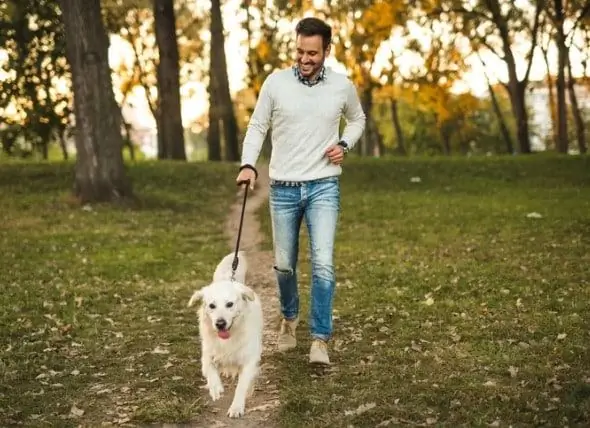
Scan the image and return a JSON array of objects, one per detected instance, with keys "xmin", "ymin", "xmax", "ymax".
[
  {"xmin": 360, "ymin": 87, "xmax": 374, "ymax": 156},
  {"xmin": 486, "ymin": 0, "xmax": 542, "ymax": 154},
  {"xmin": 554, "ymin": 0, "xmax": 569, "ymax": 153},
  {"xmin": 390, "ymin": 97, "xmax": 406, "ymax": 155},
  {"xmin": 210, "ymin": 0, "xmax": 239, "ymax": 161},
  {"xmin": 566, "ymin": 54, "xmax": 587, "ymax": 154},
  {"xmin": 58, "ymin": 130, "xmax": 69, "ymax": 160},
  {"xmin": 541, "ymin": 45, "xmax": 557, "ymax": 150},
  {"xmin": 154, "ymin": 0, "xmax": 186, "ymax": 160},
  {"xmin": 439, "ymin": 122, "xmax": 451, "ymax": 155},
  {"xmin": 507, "ymin": 81, "xmax": 532, "ymax": 153},
  {"xmin": 487, "ymin": 83, "xmax": 514, "ymax": 154},
  {"xmin": 59, "ymin": 0, "xmax": 132, "ymax": 203},
  {"xmin": 207, "ymin": 73, "xmax": 222, "ymax": 161}
]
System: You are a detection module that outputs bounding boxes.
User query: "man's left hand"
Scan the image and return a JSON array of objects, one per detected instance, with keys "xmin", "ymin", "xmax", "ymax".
[{"xmin": 325, "ymin": 144, "xmax": 345, "ymax": 165}]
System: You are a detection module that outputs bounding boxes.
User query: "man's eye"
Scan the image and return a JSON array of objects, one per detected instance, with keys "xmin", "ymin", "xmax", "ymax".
[
  {"xmin": 209, "ymin": 303, "xmax": 216, "ymax": 309},
  {"xmin": 226, "ymin": 302, "xmax": 234, "ymax": 308}
]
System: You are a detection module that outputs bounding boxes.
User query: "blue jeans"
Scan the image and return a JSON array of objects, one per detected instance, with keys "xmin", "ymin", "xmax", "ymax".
[{"xmin": 269, "ymin": 176, "xmax": 340, "ymax": 341}]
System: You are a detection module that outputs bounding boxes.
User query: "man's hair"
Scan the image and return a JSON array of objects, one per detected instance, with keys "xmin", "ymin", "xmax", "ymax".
[{"xmin": 295, "ymin": 17, "xmax": 332, "ymax": 50}]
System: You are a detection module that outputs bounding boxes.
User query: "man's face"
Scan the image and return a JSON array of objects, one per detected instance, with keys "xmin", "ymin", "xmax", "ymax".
[{"xmin": 296, "ymin": 34, "xmax": 329, "ymax": 78}]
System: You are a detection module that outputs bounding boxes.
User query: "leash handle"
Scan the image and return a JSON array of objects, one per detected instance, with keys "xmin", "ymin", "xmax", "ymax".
[{"xmin": 231, "ymin": 180, "xmax": 250, "ymax": 277}]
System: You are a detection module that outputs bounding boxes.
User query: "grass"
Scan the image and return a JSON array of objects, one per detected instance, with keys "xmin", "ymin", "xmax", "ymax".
[
  {"xmin": 258, "ymin": 154, "xmax": 590, "ymax": 427},
  {"xmin": 0, "ymin": 160, "xmax": 237, "ymax": 426},
  {"xmin": 1, "ymin": 154, "xmax": 589, "ymax": 427}
]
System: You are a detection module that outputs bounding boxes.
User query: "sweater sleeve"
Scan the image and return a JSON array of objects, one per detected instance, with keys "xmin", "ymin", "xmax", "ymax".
[
  {"xmin": 340, "ymin": 81, "xmax": 366, "ymax": 149},
  {"xmin": 240, "ymin": 75, "xmax": 274, "ymax": 168}
]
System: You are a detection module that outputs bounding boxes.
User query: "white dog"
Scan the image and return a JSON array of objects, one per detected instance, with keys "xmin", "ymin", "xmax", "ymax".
[{"xmin": 187, "ymin": 252, "xmax": 263, "ymax": 418}]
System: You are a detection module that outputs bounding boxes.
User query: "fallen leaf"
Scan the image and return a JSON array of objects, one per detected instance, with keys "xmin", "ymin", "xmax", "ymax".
[
  {"xmin": 344, "ymin": 402, "xmax": 376, "ymax": 416},
  {"xmin": 151, "ymin": 346, "xmax": 169, "ymax": 355},
  {"xmin": 70, "ymin": 404, "xmax": 84, "ymax": 417},
  {"xmin": 508, "ymin": 366, "xmax": 519, "ymax": 378}
]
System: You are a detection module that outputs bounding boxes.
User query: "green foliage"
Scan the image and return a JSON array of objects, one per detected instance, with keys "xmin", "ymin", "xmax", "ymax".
[{"xmin": 0, "ymin": 0, "xmax": 71, "ymax": 158}]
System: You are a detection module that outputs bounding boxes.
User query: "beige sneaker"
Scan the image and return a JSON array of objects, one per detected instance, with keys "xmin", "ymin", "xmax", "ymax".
[
  {"xmin": 309, "ymin": 339, "xmax": 330, "ymax": 365},
  {"xmin": 277, "ymin": 317, "xmax": 298, "ymax": 352}
]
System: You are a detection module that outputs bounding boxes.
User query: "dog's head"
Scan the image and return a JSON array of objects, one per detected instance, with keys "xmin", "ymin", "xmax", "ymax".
[{"xmin": 187, "ymin": 280, "xmax": 255, "ymax": 340}]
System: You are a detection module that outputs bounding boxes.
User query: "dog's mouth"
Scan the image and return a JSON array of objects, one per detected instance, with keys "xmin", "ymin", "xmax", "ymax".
[{"xmin": 217, "ymin": 328, "xmax": 231, "ymax": 340}]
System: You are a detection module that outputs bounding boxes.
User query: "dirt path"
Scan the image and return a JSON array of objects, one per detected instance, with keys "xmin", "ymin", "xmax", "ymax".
[{"xmin": 196, "ymin": 165, "xmax": 281, "ymax": 427}]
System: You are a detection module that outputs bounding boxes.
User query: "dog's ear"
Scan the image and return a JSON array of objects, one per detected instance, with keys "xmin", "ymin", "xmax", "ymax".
[
  {"xmin": 187, "ymin": 289, "xmax": 204, "ymax": 307},
  {"xmin": 240, "ymin": 286, "xmax": 256, "ymax": 302}
]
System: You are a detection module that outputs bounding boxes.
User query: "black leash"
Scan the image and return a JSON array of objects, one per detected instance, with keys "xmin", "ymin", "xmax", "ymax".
[{"xmin": 231, "ymin": 179, "xmax": 250, "ymax": 280}]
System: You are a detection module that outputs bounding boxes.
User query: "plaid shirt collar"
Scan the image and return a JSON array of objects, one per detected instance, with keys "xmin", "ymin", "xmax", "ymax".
[{"xmin": 292, "ymin": 64, "xmax": 326, "ymax": 87}]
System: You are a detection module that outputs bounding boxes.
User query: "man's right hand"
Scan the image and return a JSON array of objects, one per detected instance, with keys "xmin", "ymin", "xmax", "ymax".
[{"xmin": 236, "ymin": 167, "xmax": 256, "ymax": 190}]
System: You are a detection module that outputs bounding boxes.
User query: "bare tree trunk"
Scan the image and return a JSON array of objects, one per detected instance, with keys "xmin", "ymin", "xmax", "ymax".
[
  {"xmin": 210, "ymin": 0, "xmax": 239, "ymax": 161},
  {"xmin": 487, "ymin": 83, "xmax": 514, "ymax": 154},
  {"xmin": 360, "ymin": 87, "xmax": 374, "ymax": 156},
  {"xmin": 553, "ymin": 0, "xmax": 569, "ymax": 153},
  {"xmin": 390, "ymin": 97, "xmax": 406, "ymax": 155},
  {"xmin": 507, "ymin": 81, "xmax": 532, "ymax": 153},
  {"xmin": 486, "ymin": 0, "xmax": 542, "ymax": 154},
  {"xmin": 59, "ymin": 0, "xmax": 132, "ymax": 203},
  {"xmin": 566, "ymin": 54, "xmax": 587, "ymax": 154},
  {"xmin": 477, "ymin": 53, "xmax": 514, "ymax": 154},
  {"xmin": 207, "ymin": 73, "xmax": 222, "ymax": 161},
  {"xmin": 541, "ymin": 45, "xmax": 557, "ymax": 150},
  {"xmin": 58, "ymin": 130, "xmax": 69, "ymax": 160},
  {"xmin": 154, "ymin": 0, "xmax": 186, "ymax": 160}
]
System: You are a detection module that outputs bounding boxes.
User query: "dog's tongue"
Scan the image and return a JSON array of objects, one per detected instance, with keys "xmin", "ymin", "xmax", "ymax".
[{"xmin": 217, "ymin": 330, "xmax": 230, "ymax": 340}]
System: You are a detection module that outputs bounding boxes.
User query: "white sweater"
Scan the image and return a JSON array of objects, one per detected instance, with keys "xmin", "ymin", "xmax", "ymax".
[{"xmin": 240, "ymin": 67, "xmax": 366, "ymax": 182}]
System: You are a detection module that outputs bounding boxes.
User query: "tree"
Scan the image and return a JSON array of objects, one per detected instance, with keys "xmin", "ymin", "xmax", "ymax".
[
  {"xmin": 59, "ymin": 0, "xmax": 132, "ymax": 202},
  {"xmin": 208, "ymin": 0, "xmax": 239, "ymax": 161},
  {"xmin": 327, "ymin": 0, "xmax": 405, "ymax": 156},
  {"xmin": 0, "ymin": 0, "xmax": 72, "ymax": 159},
  {"xmin": 154, "ymin": 0, "xmax": 186, "ymax": 160},
  {"xmin": 102, "ymin": 0, "xmax": 205, "ymax": 160},
  {"xmin": 430, "ymin": 0, "xmax": 544, "ymax": 154}
]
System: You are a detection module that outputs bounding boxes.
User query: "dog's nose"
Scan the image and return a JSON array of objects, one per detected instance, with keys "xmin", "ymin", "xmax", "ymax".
[{"xmin": 215, "ymin": 319, "xmax": 227, "ymax": 330}]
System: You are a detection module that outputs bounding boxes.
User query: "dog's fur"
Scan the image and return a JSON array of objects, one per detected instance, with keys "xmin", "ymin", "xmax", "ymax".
[{"xmin": 187, "ymin": 252, "xmax": 263, "ymax": 418}]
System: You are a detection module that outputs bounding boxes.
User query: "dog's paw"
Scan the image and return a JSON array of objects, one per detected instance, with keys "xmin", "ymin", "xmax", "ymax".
[
  {"xmin": 207, "ymin": 379, "xmax": 224, "ymax": 401},
  {"xmin": 227, "ymin": 402, "xmax": 245, "ymax": 418}
]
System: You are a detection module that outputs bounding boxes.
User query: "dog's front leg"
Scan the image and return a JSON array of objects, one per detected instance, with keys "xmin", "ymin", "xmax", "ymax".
[
  {"xmin": 227, "ymin": 361, "xmax": 259, "ymax": 418},
  {"xmin": 202, "ymin": 353, "xmax": 224, "ymax": 401}
]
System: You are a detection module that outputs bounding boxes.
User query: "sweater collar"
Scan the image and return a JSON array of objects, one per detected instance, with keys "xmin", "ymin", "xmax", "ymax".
[{"xmin": 292, "ymin": 64, "xmax": 326, "ymax": 87}]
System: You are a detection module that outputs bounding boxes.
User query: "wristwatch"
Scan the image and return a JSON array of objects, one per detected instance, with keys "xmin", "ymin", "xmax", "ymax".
[{"xmin": 337, "ymin": 140, "xmax": 349, "ymax": 154}]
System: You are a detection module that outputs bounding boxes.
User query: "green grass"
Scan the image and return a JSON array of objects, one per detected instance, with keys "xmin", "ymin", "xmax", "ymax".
[
  {"xmin": 0, "ymin": 160, "xmax": 237, "ymax": 426},
  {"xmin": 2, "ymin": 155, "xmax": 590, "ymax": 427},
  {"xmin": 259, "ymin": 154, "xmax": 590, "ymax": 427}
]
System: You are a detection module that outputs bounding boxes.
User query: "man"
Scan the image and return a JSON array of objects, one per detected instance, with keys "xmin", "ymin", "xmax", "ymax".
[{"xmin": 235, "ymin": 16, "xmax": 365, "ymax": 365}]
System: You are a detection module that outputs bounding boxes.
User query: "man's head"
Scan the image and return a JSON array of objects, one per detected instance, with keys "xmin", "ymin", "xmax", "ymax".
[{"xmin": 295, "ymin": 17, "xmax": 332, "ymax": 79}]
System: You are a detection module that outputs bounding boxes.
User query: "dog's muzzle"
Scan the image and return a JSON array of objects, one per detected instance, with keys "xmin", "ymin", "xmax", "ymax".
[{"xmin": 215, "ymin": 319, "xmax": 227, "ymax": 330}]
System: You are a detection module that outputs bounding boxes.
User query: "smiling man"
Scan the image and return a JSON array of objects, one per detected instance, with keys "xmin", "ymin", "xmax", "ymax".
[{"xmin": 235, "ymin": 16, "xmax": 366, "ymax": 365}]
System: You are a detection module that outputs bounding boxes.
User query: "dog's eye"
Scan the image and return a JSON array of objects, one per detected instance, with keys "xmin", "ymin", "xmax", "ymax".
[
  {"xmin": 209, "ymin": 303, "xmax": 216, "ymax": 309},
  {"xmin": 225, "ymin": 302, "xmax": 234, "ymax": 308}
]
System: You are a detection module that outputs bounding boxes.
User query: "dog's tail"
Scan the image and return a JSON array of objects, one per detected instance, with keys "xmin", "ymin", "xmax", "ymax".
[{"xmin": 213, "ymin": 251, "xmax": 247, "ymax": 283}]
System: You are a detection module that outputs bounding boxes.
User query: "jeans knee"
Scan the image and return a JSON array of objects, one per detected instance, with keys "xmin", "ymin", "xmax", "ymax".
[
  {"xmin": 273, "ymin": 265, "xmax": 294, "ymax": 277},
  {"xmin": 312, "ymin": 262, "xmax": 334, "ymax": 282}
]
